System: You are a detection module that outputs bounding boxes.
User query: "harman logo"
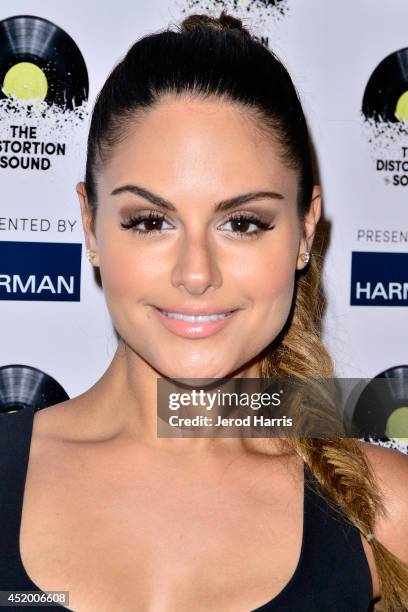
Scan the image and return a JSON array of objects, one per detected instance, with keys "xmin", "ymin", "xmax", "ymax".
[
  {"xmin": 351, "ymin": 251, "xmax": 408, "ymax": 306},
  {"xmin": 0, "ymin": 241, "xmax": 81, "ymax": 301}
]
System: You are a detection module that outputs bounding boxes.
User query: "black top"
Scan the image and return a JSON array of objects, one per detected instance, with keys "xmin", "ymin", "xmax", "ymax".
[{"xmin": 0, "ymin": 406, "xmax": 373, "ymax": 611}]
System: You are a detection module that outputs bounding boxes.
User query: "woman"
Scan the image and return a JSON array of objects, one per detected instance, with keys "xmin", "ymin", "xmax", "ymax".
[{"xmin": 1, "ymin": 10, "xmax": 408, "ymax": 612}]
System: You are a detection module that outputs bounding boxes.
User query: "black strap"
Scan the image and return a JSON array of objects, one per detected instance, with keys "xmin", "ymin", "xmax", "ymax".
[{"xmin": 0, "ymin": 407, "xmax": 35, "ymax": 565}]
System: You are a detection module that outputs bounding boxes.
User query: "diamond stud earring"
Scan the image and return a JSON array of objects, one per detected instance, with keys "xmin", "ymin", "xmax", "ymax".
[
  {"xmin": 86, "ymin": 248, "xmax": 96, "ymax": 262},
  {"xmin": 300, "ymin": 251, "xmax": 310, "ymax": 264}
]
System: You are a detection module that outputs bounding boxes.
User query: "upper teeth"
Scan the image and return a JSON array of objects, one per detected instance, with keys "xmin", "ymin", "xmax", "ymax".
[{"xmin": 161, "ymin": 310, "xmax": 231, "ymax": 322}]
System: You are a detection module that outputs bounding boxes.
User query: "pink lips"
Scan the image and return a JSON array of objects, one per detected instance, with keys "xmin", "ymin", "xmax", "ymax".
[{"xmin": 153, "ymin": 306, "xmax": 237, "ymax": 339}]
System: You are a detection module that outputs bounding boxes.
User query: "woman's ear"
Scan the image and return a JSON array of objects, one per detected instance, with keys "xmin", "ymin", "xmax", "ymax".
[
  {"xmin": 296, "ymin": 185, "xmax": 322, "ymax": 270},
  {"xmin": 76, "ymin": 181, "xmax": 99, "ymax": 267}
]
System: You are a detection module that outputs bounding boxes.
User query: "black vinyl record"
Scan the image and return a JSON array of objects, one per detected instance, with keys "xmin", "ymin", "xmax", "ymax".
[
  {"xmin": 0, "ymin": 14, "xmax": 88, "ymax": 109},
  {"xmin": 0, "ymin": 364, "xmax": 69, "ymax": 414},
  {"xmin": 352, "ymin": 365, "xmax": 408, "ymax": 439},
  {"xmin": 362, "ymin": 48, "xmax": 408, "ymax": 122}
]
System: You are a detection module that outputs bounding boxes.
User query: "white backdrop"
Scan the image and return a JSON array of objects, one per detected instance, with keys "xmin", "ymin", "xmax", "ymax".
[{"xmin": 0, "ymin": 0, "xmax": 407, "ymax": 451}]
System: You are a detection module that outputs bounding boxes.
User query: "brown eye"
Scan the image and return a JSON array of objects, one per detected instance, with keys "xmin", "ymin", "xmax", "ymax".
[
  {"xmin": 120, "ymin": 212, "xmax": 172, "ymax": 235},
  {"xmin": 220, "ymin": 214, "xmax": 274, "ymax": 239},
  {"xmin": 231, "ymin": 218, "xmax": 253, "ymax": 233}
]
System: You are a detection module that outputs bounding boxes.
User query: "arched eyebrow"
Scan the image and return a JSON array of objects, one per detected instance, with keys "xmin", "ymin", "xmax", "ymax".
[{"xmin": 110, "ymin": 184, "xmax": 284, "ymax": 214}]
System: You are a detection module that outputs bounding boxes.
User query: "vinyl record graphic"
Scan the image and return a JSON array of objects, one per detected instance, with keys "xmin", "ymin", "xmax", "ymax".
[
  {"xmin": 362, "ymin": 48, "xmax": 408, "ymax": 123},
  {"xmin": 351, "ymin": 365, "xmax": 408, "ymax": 439},
  {"xmin": 0, "ymin": 364, "xmax": 69, "ymax": 414},
  {"xmin": 0, "ymin": 15, "xmax": 88, "ymax": 109}
]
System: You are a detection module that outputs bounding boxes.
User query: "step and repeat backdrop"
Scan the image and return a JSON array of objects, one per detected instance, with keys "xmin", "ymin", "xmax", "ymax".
[{"xmin": 0, "ymin": 0, "xmax": 407, "ymax": 452}]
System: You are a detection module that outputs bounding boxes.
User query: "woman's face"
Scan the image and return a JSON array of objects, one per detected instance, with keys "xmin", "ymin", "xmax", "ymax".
[{"xmin": 79, "ymin": 95, "xmax": 321, "ymax": 379}]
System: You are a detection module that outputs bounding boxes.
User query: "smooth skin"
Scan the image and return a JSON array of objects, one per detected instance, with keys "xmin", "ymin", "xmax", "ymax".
[{"xmin": 19, "ymin": 95, "xmax": 408, "ymax": 611}]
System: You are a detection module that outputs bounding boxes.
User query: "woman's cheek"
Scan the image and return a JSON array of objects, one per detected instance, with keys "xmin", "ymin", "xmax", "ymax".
[
  {"xmin": 99, "ymin": 249, "xmax": 133, "ymax": 297},
  {"xmin": 249, "ymin": 252, "xmax": 297, "ymax": 335},
  {"xmin": 97, "ymin": 226, "xmax": 140, "ymax": 294}
]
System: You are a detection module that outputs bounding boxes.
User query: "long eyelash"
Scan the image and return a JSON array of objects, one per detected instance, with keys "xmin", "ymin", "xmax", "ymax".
[
  {"xmin": 120, "ymin": 212, "xmax": 166, "ymax": 234},
  {"xmin": 120, "ymin": 212, "xmax": 275, "ymax": 237},
  {"xmin": 227, "ymin": 213, "xmax": 274, "ymax": 238}
]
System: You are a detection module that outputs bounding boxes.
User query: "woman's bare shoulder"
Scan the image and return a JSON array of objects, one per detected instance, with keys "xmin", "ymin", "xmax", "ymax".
[
  {"xmin": 32, "ymin": 394, "xmax": 96, "ymax": 443},
  {"xmin": 356, "ymin": 439, "xmax": 408, "ymax": 565}
]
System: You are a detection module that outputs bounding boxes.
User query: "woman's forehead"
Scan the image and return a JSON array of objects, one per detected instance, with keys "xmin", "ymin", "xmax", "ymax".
[{"xmin": 99, "ymin": 96, "xmax": 298, "ymax": 198}]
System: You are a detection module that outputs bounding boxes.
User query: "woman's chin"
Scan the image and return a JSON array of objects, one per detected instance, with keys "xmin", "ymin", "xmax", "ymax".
[
  {"xmin": 158, "ymin": 362, "xmax": 233, "ymax": 384},
  {"xmin": 150, "ymin": 349, "xmax": 258, "ymax": 383}
]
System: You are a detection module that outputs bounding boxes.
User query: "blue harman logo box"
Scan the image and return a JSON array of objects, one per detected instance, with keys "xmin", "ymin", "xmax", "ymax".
[
  {"xmin": 0, "ymin": 241, "xmax": 82, "ymax": 301},
  {"xmin": 351, "ymin": 251, "xmax": 408, "ymax": 306}
]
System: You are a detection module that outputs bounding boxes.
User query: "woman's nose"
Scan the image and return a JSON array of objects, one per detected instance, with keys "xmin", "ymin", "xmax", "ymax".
[{"xmin": 171, "ymin": 234, "xmax": 222, "ymax": 296}]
